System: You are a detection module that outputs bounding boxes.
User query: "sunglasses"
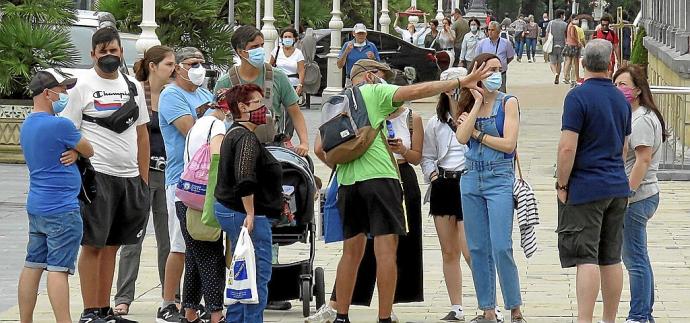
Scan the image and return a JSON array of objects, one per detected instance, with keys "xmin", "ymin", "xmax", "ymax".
[{"xmin": 181, "ymin": 62, "xmax": 203, "ymax": 68}]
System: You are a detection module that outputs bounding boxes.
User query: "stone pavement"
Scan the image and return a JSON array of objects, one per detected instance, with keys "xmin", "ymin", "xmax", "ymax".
[{"xmin": 1, "ymin": 60, "xmax": 689, "ymax": 322}]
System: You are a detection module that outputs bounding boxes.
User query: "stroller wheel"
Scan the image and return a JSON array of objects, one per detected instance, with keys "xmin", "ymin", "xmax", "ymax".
[
  {"xmin": 301, "ymin": 279, "xmax": 312, "ymax": 317},
  {"xmin": 314, "ymin": 267, "xmax": 326, "ymax": 309}
]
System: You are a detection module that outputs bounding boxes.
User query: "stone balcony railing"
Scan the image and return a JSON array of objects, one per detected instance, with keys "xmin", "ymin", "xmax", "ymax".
[{"xmin": 640, "ymin": 0, "xmax": 690, "ymax": 77}]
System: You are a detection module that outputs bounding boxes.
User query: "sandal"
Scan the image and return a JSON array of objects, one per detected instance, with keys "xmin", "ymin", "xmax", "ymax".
[{"xmin": 113, "ymin": 303, "xmax": 130, "ymax": 316}]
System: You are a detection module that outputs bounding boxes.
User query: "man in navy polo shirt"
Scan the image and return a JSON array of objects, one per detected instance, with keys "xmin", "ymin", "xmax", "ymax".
[
  {"xmin": 556, "ymin": 39, "xmax": 632, "ymax": 323},
  {"xmin": 337, "ymin": 23, "xmax": 381, "ymax": 87}
]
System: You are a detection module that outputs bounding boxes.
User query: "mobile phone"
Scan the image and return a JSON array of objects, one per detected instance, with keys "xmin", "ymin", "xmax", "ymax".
[{"xmin": 196, "ymin": 103, "xmax": 211, "ymax": 118}]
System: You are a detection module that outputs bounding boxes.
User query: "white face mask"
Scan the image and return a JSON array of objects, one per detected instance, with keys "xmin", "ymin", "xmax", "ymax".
[{"xmin": 181, "ymin": 64, "xmax": 206, "ymax": 86}]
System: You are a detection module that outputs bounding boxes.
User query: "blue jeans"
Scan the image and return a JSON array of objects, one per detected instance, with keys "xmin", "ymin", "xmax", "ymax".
[
  {"xmin": 622, "ymin": 193, "xmax": 659, "ymax": 322},
  {"xmin": 461, "ymin": 160, "xmax": 522, "ymax": 310},
  {"xmin": 515, "ymin": 36, "xmax": 524, "ymax": 59},
  {"xmin": 25, "ymin": 210, "xmax": 83, "ymax": 274},
  {"xmin": 524, "ymin": 38, "xmax": 537, "ymax": 60},
  {"xmin": 215, "ymin": 202, "xmax": 272, "ymax": 323}
]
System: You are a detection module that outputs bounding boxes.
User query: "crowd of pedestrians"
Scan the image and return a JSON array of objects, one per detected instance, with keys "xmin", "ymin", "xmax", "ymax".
[{"xmin": 15, "ymin": 5, "xmax": 665, "ymax": 323}]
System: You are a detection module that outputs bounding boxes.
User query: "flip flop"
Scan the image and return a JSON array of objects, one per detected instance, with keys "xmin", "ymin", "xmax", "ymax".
[{"xmin": 113, "ymin": 303, "xmax": 129, "ymax": 316}]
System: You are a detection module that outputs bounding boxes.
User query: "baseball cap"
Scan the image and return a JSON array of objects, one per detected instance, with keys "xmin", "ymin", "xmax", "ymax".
[
  {"xmin": 353, "ymin": 23, "xmax": 367, "ymax": 34},
  {"xmin": 175, "ymin": 47, "xmax": 203, "ymax": 64},
  {"xmin": 350, "ymin": 59, "xmax": 395, "ymax": 82},
  {"xmin": 28, "ymin": 68, "xmax": 77, "ymax": 97}
]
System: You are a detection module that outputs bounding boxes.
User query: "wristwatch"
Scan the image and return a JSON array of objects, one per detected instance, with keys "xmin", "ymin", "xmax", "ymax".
[{"xmin": 555, "ymin": 182, "xmax": 568, "ymax": 191}]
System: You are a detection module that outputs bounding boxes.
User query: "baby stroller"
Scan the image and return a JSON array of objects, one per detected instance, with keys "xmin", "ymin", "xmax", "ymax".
[{"xmin": 265, "ymin": 146, "xmax": 326, "ymax": 317}]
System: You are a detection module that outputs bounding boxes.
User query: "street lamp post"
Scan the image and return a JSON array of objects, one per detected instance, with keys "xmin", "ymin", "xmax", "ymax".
[
  {"xmin": 262, "ymin": 0, "xmax": 279, "ymax": 58},
  {"xmin": 380, "ymin": 0, "xmax": 391, "ymax": 34},
  {"xmin": 322, "ymin": 0, "xmax": 344, "ymax": 100},
  {"xmin": 135, "ymin": 0, "xmax": 160, "ymax": 58},
  {"xmin": 436, "ymin": 0, "xmax": 444, "ymax": 20},
  {"xmin": 409, "ymin": 0, "xmax": 419, "ymax": 24}
]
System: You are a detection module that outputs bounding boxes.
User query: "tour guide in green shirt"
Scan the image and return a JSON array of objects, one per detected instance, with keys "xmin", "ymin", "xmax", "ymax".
[
  {"xmin": 215, "ymin": 25, "xmax": 309, "ymax": 156},
  {"xmin": 331, "ymin": 59, "xmax": 492, "ymax": 323}
]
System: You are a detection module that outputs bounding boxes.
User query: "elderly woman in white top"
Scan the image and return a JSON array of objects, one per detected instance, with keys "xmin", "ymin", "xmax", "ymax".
[
  {"xmin": 393, "ymin": 13, "xmax": 427, "ymax": 46},
  {"xmin": 420, "ymin": 68, "xmax": 472, "ymax": 322},
  {"xmin": 459, "ymin": 18, "xmax": 486, "ymax": 68},
  {"xmin": 270, "ymin": 27, "xmax": 305, "ymax": 95}
]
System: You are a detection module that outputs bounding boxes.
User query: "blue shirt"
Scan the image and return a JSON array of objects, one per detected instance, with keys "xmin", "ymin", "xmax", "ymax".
[
  {"xmin": 20, "ymin": 112, "xmax": 82, "ymax": 215},
  {"xmin": 474, "ymin": 37, "xmax": 515, "ymax": 72},
  {"xmin": 159, "ymin": 84, "xmax": 214, "ymax": 186},
  {"xmin": 561, "ymin": 78, "xmax": 632, "ymax": 205},
  {"xmin": 339, "ymin": 40, "xmax": 381, "ymax": 77}
]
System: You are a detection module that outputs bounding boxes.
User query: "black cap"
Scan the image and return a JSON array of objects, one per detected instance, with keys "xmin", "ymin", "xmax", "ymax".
[{"xmin": 28, "ymin": 69, "xmax": 77, "ymax": 97}]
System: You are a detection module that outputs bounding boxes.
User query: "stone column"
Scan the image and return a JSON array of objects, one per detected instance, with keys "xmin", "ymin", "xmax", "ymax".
[
  {"xmin": 409, "ymin": 0, "xmax": 419, "ymax": 24},
  {"xmin": 321, "ymin": 0, "xmax": 344, "ymax": 101},
  {"xmin": 436, "ymin": 0, "xmax": 444, "ymax": 20},
  {"xmin": 135, "ymin": 0, "xmax": 160, "ymax": 58},
  {"xmin": 261, "ymin": 0, "xmax": 279, "ymax": 60},
  {"xmin": 380, "ymin": 0, "xmax": 391, "ymax": 34}
]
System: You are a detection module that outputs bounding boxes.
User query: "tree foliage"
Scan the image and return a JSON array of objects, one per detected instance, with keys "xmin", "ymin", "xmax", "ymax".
[
  {"xmin": 96, "ymin": 0, "xmax": 233, "ymax": 68},
  {"xmin": 630, "ymin": 26, "xmax": 647, "ymax": 65},
  {"xmin": 0, "ymin": 0, "xmax": 79, "ymax": 99}
]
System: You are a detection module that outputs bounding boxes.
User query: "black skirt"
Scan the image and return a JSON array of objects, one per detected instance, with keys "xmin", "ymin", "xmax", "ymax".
[
  {"xmin": 330, "ymin": 163, "xmax": 424, "ymax": 305},
  {"xmin": 430, "ymin": 176, "xmax": 463, "ymax": 220}
]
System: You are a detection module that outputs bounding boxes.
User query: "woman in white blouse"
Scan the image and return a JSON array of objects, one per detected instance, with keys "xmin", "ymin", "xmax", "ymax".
[
  {"xmin": 459, "ymin": 18, "xmax": 486, "ymax": 68},
  {"xmin": 420, "ymin": 68, "xmax": 471, "ymax": 321},
  {"xmin": 393, "ymin": 12, "xmax": 427, "ymax": 46},
  {"xmin": 270, "ymin": 27, "xmax": 305, "ymax": 95}
]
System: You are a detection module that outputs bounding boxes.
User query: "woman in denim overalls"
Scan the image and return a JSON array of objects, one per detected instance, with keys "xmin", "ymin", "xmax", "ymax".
[{"xmin": 455, "ymin": 53, "xmax": 525, "ymax": 323}]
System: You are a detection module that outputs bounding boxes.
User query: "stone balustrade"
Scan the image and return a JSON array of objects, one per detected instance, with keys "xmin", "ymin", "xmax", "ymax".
[{"xmin": 641, "ymin": 0, "xmax": 690, "ymax": 77}]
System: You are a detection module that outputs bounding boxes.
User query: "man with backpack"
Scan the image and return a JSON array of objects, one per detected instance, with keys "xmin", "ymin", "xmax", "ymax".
[
  {"xmin": 321, "ymin": 59, "xmax": 492, "ymax": 323},
  {"xmin": 214, "ymin": 25, "xmax": 309, "ymax": 157},
  {"xmin": 157, "ymin": 47, "xmax": 214, "ymax": 322},
  {"xmin": 593, "ymin": 15, "xmax": 621, "ymax": 76}
]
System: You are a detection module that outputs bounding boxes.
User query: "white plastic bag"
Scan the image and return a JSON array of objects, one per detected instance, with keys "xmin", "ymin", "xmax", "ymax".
[{"xmin": 225, "ymin": 227, "xmax": 259, "ymax": 305}]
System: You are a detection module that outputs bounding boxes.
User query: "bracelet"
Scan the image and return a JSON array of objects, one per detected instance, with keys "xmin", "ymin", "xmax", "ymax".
[{"xmin": 478, "ymin": 132, "xmax": 487, "ymax": 143}]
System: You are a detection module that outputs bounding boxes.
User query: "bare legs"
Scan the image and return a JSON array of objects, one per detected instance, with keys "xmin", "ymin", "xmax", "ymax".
[
  {"xmin": 576, "ymin": 263, "xmax": 623, "ymax": 323},
  {"xmin": 433, "ymin": 216, "xmax": 471, "ymax": 307},
  {"xmin": 19, "ymin": 268, "xmax": 72, "ymax": 323},
  {"xmin": 79, "ymin": 245, "xmax": 119, "ymax": 309}
]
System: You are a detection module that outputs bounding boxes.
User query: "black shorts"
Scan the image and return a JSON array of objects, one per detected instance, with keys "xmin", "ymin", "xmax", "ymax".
[
  {"xmin": 430, "ymin": 177, "xmax": 463, "ymax": 221},
  {"xmin": 81, "ymin": 172, "xmax": 149, "ymax": 247},
  {"xmin": 337, "ymin": 178, "xmax": 405, "ymax": 239},
  {"xmin": 556, "ymin": 197, "xmax": 627, "ymax": 268}
]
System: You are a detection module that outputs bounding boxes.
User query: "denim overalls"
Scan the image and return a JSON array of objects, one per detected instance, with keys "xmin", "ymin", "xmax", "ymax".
[{"xmin": 460, "ymin": 92, "xmax": 522, "ymax": 311}]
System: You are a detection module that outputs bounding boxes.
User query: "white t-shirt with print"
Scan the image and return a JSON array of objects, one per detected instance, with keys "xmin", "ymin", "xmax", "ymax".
[
  {"xmin": 275, "ymin": 47, "xmax": 305, "ymax": 87},
  {"xmin": 61, "ymin": 68, "xmax": 149, "ymax": 177},
  {"xmin": 183, "ymin": 115, "xmax": 227, "ymax": 167}
]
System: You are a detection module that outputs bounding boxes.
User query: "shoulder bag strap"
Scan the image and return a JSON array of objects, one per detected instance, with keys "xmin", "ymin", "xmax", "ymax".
[
  {"xmin": 206, "ymin": 119, "xmax": 217, "ymax": 143},
  {"xmin": 229, "ymin": 66, "xmax": 242, "ymax": 87},
  {"xmin": 406, "ymin": 108, "xmax": 414, "ymax": 136}
]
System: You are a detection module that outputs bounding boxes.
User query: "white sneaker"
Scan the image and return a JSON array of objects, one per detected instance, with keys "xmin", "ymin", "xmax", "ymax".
[
  {"xmin": 495, "ymin": 307, "xmax": 504, "ymax": 322},
  {"xmin": 305, "ymin": 304, "xmax": 336, "ymax": 323}
]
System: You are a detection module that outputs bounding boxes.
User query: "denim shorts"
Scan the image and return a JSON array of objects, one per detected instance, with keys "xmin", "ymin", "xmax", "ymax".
[{"xmin": 25, "ymin": 210, "xmax": 83, "ymax": 274}]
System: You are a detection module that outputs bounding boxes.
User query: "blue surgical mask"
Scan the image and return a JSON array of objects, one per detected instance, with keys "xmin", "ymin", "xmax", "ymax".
[
  {"xmin": 484, "ymin": 72, "xmax": 503, "ymax": 92},
  {"xmin": 282, "ymin": 38, "xmax": 294, "ymax": 47},
  {"xmin": 245, "ymin": 47, "xmax": 266, "ymax": 68},
  {"xmin": 49, "ymin": 91, "xmax": 69, "ymax": 114}
]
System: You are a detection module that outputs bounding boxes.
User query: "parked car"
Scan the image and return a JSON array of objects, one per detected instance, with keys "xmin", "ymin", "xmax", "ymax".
[
  {"xmin": 313, "ymin": 29, "xmax": 441, "ymax": 92},
  {"xmin": 63, "ymin": 10, "xmax": 139, "ymax": 79}
]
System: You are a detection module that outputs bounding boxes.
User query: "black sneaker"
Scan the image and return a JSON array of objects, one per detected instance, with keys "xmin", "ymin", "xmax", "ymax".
[
  {"xmin": 441, "ymin": 311, "xmax": 463, "ymax": 321},
  {"xmin": 157, "ymin": 304, "xmax": 182, "ymax": 323},
  {"xmin": 181, "ymin": 318, "xmax": 202, "ymax": 323},
  {"xmin": 266, "ymin": 300, "xmax": 292, "ymax": 310},
  {"xmin": 79, "ymin": 311, "xmax": 107, "ymax": 323}
]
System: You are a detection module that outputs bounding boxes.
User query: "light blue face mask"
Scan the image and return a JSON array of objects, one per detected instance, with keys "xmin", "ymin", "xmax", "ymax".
[
  {"xmin": 282, "ymin": 38, "xmax": 295, "ymax": 47},
  {"xmin": 245, "ymin": 47, "xmax": 266, "ymax": 68},
  {"xmin": 49, "ymin": 91, "xmax": 69, "ymax": 114},
  {"xmin": 484, "ymin": 72, "xmax": 503, "ymax": 92}
]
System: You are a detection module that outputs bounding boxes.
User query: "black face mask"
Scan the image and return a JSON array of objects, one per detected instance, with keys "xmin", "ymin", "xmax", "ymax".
[{"xmin": 98, "ymin": 55, "xmax": 121, "ymax": 73}]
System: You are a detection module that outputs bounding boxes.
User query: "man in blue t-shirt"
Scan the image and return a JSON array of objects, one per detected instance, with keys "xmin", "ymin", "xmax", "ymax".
[
  {"xmin": 556, "ymin": 39, "xmax": 632, "ymax": 323},
  {"xmin": 337, "ymin": 23, "xmax": 381, "ymax": 86},
  {"xmin": 157, "ymin": 46, "xmax": 214, "ymax": 321},
  {"xmin": 18, "ymin": 69, "xmax": 93, "ymax": 323}
]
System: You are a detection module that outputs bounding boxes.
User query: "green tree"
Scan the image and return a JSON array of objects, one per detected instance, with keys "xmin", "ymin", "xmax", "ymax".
[
  {"xmin": 96, "ymin": 0, "xmax": 233, "ymax": 67},
  {"xmin": 0, "ymin": 0, "xmax": 79, "ymax": 99}
]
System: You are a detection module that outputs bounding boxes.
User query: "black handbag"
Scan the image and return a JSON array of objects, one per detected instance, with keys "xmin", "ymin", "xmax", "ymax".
[{"xmin": 76, "ymin": 157, "xmax": 97, "ymax": 204}]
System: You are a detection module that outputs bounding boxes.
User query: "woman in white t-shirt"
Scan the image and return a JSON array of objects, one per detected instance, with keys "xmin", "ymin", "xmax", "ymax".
[{"xmin": 270, "ymin": 27, "xmax": 305, "ymax": 96}]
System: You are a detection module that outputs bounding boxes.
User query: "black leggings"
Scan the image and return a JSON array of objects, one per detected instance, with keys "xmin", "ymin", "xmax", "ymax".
[
  {"xmin": 175, "ymin": 202, "xmax": 225, "ymax": 312},
  {"xmin": 330, "ymin": 163, "xmax": 424, "ymax": 305}
]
